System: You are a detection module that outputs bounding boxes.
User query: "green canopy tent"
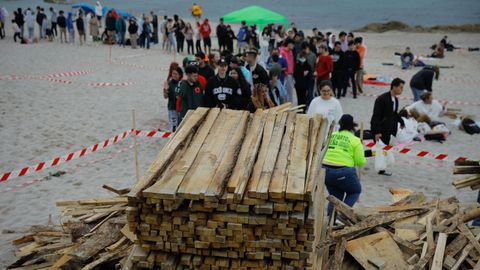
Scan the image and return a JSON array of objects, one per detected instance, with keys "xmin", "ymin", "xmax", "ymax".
[{"xmin": 222, "ymin": 5, "xmax": 288, "ymax": 30}]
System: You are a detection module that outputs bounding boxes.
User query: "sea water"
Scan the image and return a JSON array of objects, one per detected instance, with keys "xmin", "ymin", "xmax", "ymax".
[{"xmin": 2, "ymin": 0, "xmax": 479, "ymax": 30}]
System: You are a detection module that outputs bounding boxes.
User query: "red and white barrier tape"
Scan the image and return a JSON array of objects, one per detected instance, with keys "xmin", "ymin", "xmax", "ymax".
[
  {"xmin": 0, "ymin": 129, "xmax": 173, "ymax": 183},
  {"xmin": 41, "ymin": 78, "xmax": 136, "ymax": 87},
  {"xmin": 0, "ymin": 144, "xmax": 135, "ymax": 193},
  {"xmin": 364, "ymin": 141, "xmax": 469, "ymax": 162},
  {"xmin": 0, "ymin": 70, "xmax": 95, "ymax": 81},
  {"xmin": 110, "ymin": 60, "xmax": 169, "ymax": 71}
]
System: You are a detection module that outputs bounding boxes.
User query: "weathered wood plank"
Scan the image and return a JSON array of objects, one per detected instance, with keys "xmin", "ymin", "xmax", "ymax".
[
  {"xmin": 305, "ymin": 116, "xmax": 327, "ymax": 201},
  {"xmin": 142, "ymin": 108, "xmax": 220, "ymax": 199},
  {"xmin": 431, "ymin": 233, "xmax": 447, "ymax": 270},
  {"xmin": 255, "ymin": 112, "xmax": 288, "ymax": 199},
  {"xmin": 129, "ymin": 107, "xmax": 210, "ymax": 197},
  {"xmin": 246, "ymin": 111, "xmax": 278, "ymax": 198},
  {"xmin": 330, "ymin": 238, "xmax": 347, "ymax": 270},
  {"xmin": 204, "ymin": 111, "xmax": 250, "ymax": 201},
  {"xmin": 285, "ymin": 114, "xmax": 310, "ymax": 201},
  {"xmin": 178, "ymin": 109, "xmax": 244, "ymax": 199},
  {"xmin": 268, "ymin": 113, "xmax": 296, "ymax": 199},
  {"xmin": 228, "ymin": 110, "xmax": 268, "ymax": 202}
]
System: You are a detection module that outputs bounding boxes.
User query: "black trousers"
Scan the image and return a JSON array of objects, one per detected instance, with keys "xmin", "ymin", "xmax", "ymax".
[
  {"xmin": 347, "ymin": 70, "xmax": 357, "ymax": 97},
  {"xmin": 195, "ymin": 39, "xmax": 202, "ymax": 53},
  {"xmin": 51, "ymin": 22, "xmax": 57, "ymax": 36},
  {"xmin": 186, "ymin": 39, "xmax": 194, "ymax": 54},
  {"xmin": 295, "ymin": 84, "xmax": 308, "ymax": 109},
  {"xmin": 176, "ymin": 33, "xmax": 185, "ymax": 53}
]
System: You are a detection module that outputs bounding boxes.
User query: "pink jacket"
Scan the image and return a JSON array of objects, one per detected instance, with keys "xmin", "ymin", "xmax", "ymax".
[{"xmin": 280, "ymin": 47, "xmax": 294, "ymax": 75}]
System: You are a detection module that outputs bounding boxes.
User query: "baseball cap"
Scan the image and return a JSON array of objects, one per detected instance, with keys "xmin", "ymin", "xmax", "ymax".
[
  {"xmin": 218, "ymin": 58, "xmax": 228, "ymax": 66},
  {"xmin": 245, "ymin": 48, "xmax": 258, "ymax": 56},
  {"xmin": 195, "ymin": 52, "xmax": 206, "ymax": 60},
  {"xmin": 339, "ymin": 114, "xmax": 358, "ymax": 127}
]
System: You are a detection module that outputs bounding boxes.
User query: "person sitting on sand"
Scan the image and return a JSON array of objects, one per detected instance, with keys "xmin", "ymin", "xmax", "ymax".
[
  {"xmin": 430, "ymin": 43, "xmax": 444, "ymax": 58},
  {"xmin": 406, "ymin": 92, "xmax": 446, "ymax": 122},
  {"xmin": 400, "ymin": 47, "xmax": 414, "ymax": 69}
]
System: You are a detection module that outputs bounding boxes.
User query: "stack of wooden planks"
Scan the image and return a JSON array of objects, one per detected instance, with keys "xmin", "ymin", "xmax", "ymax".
[
  {"xmin": 5, "ymin": 185, "xmax": 135, "ymax": 270},
  {"xmin": 453, "ymin": 160, "xmax": 480, "ymax": 190},
  {"xmin": 322, "ymin": 188, "xmax": 480, "ymax": 270},
  {"xmin": 126, "ymin": 108, "xmax": 330, "ymax": 269}
]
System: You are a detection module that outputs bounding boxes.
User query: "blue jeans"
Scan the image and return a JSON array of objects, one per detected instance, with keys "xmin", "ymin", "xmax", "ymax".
[
  {"xmin": 117, "ymin": 32, "xmax": 125, "ymax": 46},
  {"xmin": 28, "ymin": 27, "xmax": 34, "ymax": 39},
  {"xmin": 411, "ymin": 87, "xmax": 426, "ymax": 102},
  {"xmin": 324, "ymin": 166, "xmax": 362, "ymax": 217},
  {"xmin": 402, "ymin": 60, "xmax": 412, "ymax": 69},
  {"xmin": 473, "ymin": 191, "xmax": 480, "ymax": 226},
  {"xmin": 168, "ymin": 110, "xmax": 180, "ymax": 132}
]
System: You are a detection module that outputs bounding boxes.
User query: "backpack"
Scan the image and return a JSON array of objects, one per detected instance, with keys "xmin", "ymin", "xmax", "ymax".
[{"xmin": 461, "ymin": 118, "xmax": 480, "ymax": 135}]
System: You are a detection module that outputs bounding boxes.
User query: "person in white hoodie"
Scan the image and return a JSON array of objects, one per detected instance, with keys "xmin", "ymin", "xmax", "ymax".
[
  {"xmin": 307, "ymin": 80, "xmax": 343, "ymax": 131},
  {"xmin": 0, "ymin": 7, "xmax": 8, "ymax": 39},
  {"xmin": 25, "ymin": 9, "xmax": 35, "ymax": 39},
  {"xmin": 95, "ymin": 1, "xmax": 103, "ymax": 28}
]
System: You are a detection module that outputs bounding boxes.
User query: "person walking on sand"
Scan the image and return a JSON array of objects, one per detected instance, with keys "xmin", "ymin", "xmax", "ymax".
[
  {"xmin": 200, "ymin": 18, "xmax": 212, "ymax": 54},
  {"xmin": 322, "ymin": 114, "xmax": 366, "ymax": 220},
  {"xmin": 142, "ymin": 17, "xmax": 152, "ymax": 49},
  {"xmin": 331, "ymin": 41, "xmax": 348, "ymax": 99},
  {"xmin": 166, "ymin": 18, "xmax": 176, "ymax": 53},
  {"xmin": 105, "ymin": 11, "xmax": 116, "ymax": 44},
  {"xmin": 280, "ymin": 38, "xmax": 295, "ymax": 103},
  {"xmin": 151, "ymin": 11, "xmax": 158, "ymax": 44},
  {"xmin": 76, "ymin": 11, "xmax": 85, "ymax": 45},
  {"xmin": 57, "ymin": 10, "xmax": 67, "ymax": 43},
  {"xmin": 184, "ymin": 22, "xmax": 194, "ymax": 54},
  {"xmin": 370, "ymin": 78, "xmax": 405, "ymax": 176},
  {"xmin": 216, "ymin": 18, "xmax": 227, "ymax": 52},
  {"xmin": 355, "ymin": 37, "xmax": 366, "ymax": 93},
  {"xmin": 49, "ymin": 7, "xmax": 57, "ymax": 37},
  {"xmin": 164, "ymin": 63, "xmax": 183, "ymax": 132},
  {"xmin": 410, "ymin": 66, "xmax": 440, "ymax": 102},
  {"xmin": 66, "ymin": 12, "xmax": 74, "ymax": 44},
  {"xmin": 344, "ymin": 41, "xmax": 361, "ymax": 98},
  {"xmin": 128, "ymin": 18, "xmax": 138, "ymax": 49},
  {"xmin": 25, "ymin": 9, "xmax": 35, "ymax": 40},
  {"xmin": 95, "ymin": 1, "xmax": 103, "ymax": 28},
  {"xmin": 89, "ymin": 12, "xmax": 99, "ymax": 42},
  {"xmin": 115, "ymin": 13, "xmax": 126, "ymax": 47}
]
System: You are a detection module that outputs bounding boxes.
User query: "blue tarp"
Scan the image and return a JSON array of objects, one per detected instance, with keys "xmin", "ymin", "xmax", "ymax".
[
  {"xmin": 71, "ymin": 4, "xmax": 133, "ymax": 19},
  {"xmin": 71, "ymin": 3, "xmax": 95, "ymax": 15}
]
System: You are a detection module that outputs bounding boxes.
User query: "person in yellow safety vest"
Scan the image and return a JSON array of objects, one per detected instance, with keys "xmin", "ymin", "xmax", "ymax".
[
  {"xmin": 322, "ymin": 114, "xmax": 366, "ymax": 220},
  {"xmin": 191, "ymin": 3, "xmax": 202, "ymax": 19}
]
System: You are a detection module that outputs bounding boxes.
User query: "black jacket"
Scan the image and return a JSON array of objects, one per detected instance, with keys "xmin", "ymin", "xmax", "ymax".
[
  {"xmin": 106, "ymin": 16, "xmax": 116, "ymax": 31},
  {"xmin": 370, "ymin": 91, "xmax": 404, "ymax": 138},
  {"xmin": 410, "ymin": 68, "xmax": 435, "ymax": 91},
  {"xmin": 57, "ymin": 15, "xmax": 66, "ymax": 28},
  {"xmin": 76, "ymin": 17, "xmax": 84, "ymax": 31},
  {"xmin": 344, "ymin": 50, "xmax": 360, "ymax": 72},
  {"xmin": 216, "ymin": 24, "xmax": 227, "ymax": 41},
  {"xmin": 198, "ymin": 64, "xmax": 215, "ymax": 81},
  {"xmin": 204, "ymin": 75, "xmax": 243, "ymax": 109},
  {"xmin": 247, "ymin": 64, "xmax": 269, "ymax": 86},
  {"xmin": 128, "ymin": 23, "xmax": 138, "ymax": 34},
  {"xmin": 293, "ymin": 60, "xmax": 312, "ymax": 90}
]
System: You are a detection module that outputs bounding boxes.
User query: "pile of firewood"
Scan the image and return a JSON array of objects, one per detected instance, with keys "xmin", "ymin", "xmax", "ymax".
[
  {"xmin": 321, "ymin": 188, "xmax": 480, "ymax": 270},
  {"xmin": 5, "ymin": 185, "xmax": 135, "ymax": 270},
  {"xmin": 453, "ymin": 160, "xmax": 480, "ymax": 190}
]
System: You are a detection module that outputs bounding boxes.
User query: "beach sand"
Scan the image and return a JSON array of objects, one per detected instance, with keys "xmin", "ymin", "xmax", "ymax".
[{"xmin": 0, "ymin": 27, "xmax": 479, "ymax": 267}]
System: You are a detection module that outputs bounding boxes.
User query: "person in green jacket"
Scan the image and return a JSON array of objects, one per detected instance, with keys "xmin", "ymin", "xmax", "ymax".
[
  {"xmin": 163, "ymin": 63, "xmax": 183, "ymax": 132},
  {"xmin": 322, "ymin": 114, "xmax": 366, "ymax": 218},
  {"xmin": 177, "ymin": 65, "xmax": 204, "ymax": 120}
]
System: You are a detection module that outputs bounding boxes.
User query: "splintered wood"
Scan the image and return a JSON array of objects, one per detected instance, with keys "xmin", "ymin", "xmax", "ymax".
[
  {"xmin": 127, "ymin": 108, "xmax": 328, "ymax": 269},
  {"xmin": 323, "ymin": 188, "xmax": 480, "ymax": 270},
  {"xmin": 453, "ymin": 160, "xmax": 480, "ymax": 190}
]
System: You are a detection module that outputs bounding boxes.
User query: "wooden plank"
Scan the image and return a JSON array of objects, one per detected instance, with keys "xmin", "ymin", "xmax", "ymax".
[
  {"xmin": 268, "ymin": 113, "xmax": 296, "ymax": 199},
  {"xmin": 255, "ymin": 112, "xmax": 288, "ymax": 199},
  {"xmin": 330, "ymin": 238, "xmax": 347, "ymax": 270},
  {"xmin": 129, "ymin": 107, "xmax": 210, "ymax": 197},
  {"xmin": 453, "ymin": 166, "xmax": 480, "ymax": 174},
  {"xmin": 56, "ymin": 197, "xmax": 128, "ymax": 207},
  {"xmin": 142, "ymin": 108, "xmax": 220, "ymax": 199},
  {"xmin": 454, "ymin": 160, "xmax": 480, "ymax": 166},
  {"xmin": 345, "ymin": 231, "xmax": 409, "ymax": 270},
  {"xmin": 48, "ymin": 242, "xmax": 82, "ymax": 270},
  {"xmin": 178, "ymin": 109, "xmax": 244, "ymax": 199},
  {"xmin": 431, "ymin": 233, "xmax": 447, "ymax": 270},
  {"xmin": 452, "ymin": 175, "xmax": 480, "ymax": 189},
  {"xmin": 445, "ymin": 234, "xmax": 467, "ymax": 257},
  {"xmin": 228, "ymin": 110, "xmax": 268, "ymax": 202},
  {"xmin": 326, "ymin": 195, "xmax": 361, "ymax": 223},
  {"xmin": 204, "ymin": 111, "xmax": 249, "ymax": 201},
  {"xmin": 81, "ymin": 245, "xmax": 130, "ymax": 270},
  {"xmin": 457, "ymin": 223, "xmax": 480, "ymax": 254},
  {"xmin": 331, "ymin": 209, "xmax": 427, "ymax": 238},
  {"xmin": 450, "ymin": 233, "xmax": 480, "ymax": 270},
  {"xmin": 245, "ymin": 111, "xmax": 277, "ymax": 199},
  {"xmin": 285, "ymin": 114, "xmax": 310, "ymax": 201},
  {"xmin": 305, "ymin": 116, "xmax": 327, "ymax": 201}
]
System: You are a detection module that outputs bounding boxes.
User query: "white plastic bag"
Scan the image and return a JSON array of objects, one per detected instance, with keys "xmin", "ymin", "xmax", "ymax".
[{"xmin": 373, "ymin": 140, "xmax": 395, "ymax": 171}]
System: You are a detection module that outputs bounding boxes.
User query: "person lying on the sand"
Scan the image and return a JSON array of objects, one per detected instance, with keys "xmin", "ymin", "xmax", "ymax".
[{"xmin": 405, "ymin": 92, "xmax": 446, "ymax": 122}]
